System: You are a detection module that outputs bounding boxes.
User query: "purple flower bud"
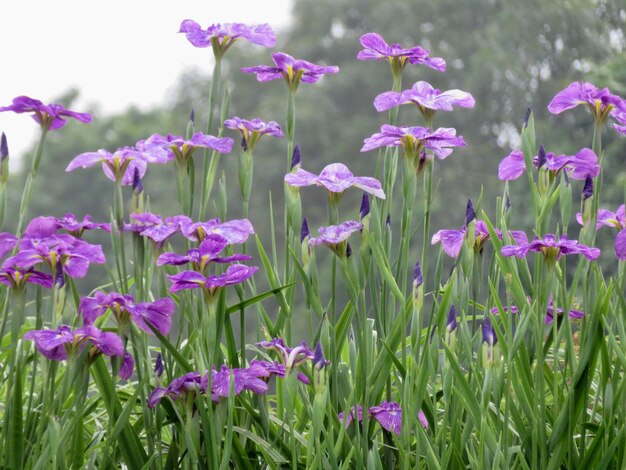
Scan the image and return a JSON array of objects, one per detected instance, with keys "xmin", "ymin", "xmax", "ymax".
[
  {"xmin": 189, "ymin": 109, "xmax": 195, "ymax": 123},
  {"xmin": 346, "ymin": 243, "xmax": 352, "ymax": 258},
  {"xmin": 465, "ymin": 198, "xmax": 475, "ymax": 226},
  {"xmin": 0, "ymin": 133, "xmax": 8, "ymax": 161},
  {"xmin": 582, "ymin": 176, "xmax": 593, "ymax": 201},
  {"xmin": 240, "ymin": 136, "xmax": 247, "ymax": 152},
  {"xmin": 360, "ymin": 194, "xmax": 370, "ymax": 220},
  {"xmin": 291, "ymin": 145, "xmax": 301, "ymax": 170},
  {"xmin": 313, "ymin": 342, "xmax": 330, "ymax": 370},
  {"xmin": 54, "ymin": 260, "xmax": 65, "ymax": 288},
  {"xmin": 300, "ymin": 217, "xmax": 310, "ymax": 242},
  {"xmin": 522, "ymin": 108, "xmax": 531, "ymax": 128},
  {"xmin": 132, "ymin": 167, "xmax": 143, "ymax": 194},
  {"xmin": 386, "ymin": 214, "xmax": 391, "ymax": 227},
  {"xmin": 446, "ymin": 305, "xmax": 458, "ymax": 332},
  {"xmin": 155, "ymin": 353, "xmax": 164, "ymax": 377},
  {"xmin": 537, "ymin": 145, "xmax": 547, "ymax": 169},
  {"xmin": 482, "ymin": 316, "xmax": 497, "ymax": 346},
  {"xmin": 563, "ymin": 169, "xmax": 570, "ymax": 185},
  {"xmin": 413, "ymin": 261, "xmax": 423, "ymax": 288},
  {"xmin": 505, "ymin": 194, "xmax": 511, "ymax": 212}
]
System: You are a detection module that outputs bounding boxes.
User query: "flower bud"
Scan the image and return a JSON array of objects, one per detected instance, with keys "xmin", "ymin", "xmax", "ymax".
[{"xmin": 291, "ymin": 144, "xmax": 301, "ymax": 170}]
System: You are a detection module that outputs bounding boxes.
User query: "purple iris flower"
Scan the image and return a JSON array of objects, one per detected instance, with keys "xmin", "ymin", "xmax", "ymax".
[
  {"xmin": 256, "ymin": 337, "xmax": 315, "ymax": 370},
  {"xmin": 210, "ymin": 365, "xmax": 269, "ymax": 402},
  {"xmin": 139, "ymin": 132, "xmax": 233, "ymax": 163},
  {"xmin": 179, "ymin": 20, "xmax": 276, "ymax": 55},
  {"xmin": 0, "ymin": 266, "xmax": 53, "ymax": 290},
  {"xmin": 167, "ymin": 264, "xmax": 258, "ymax": 295},
  {"xmin": 432, "ymin": 220, "xmax": 527, "ymax": 258},
  {"xmin": 24, "ymin": 325, "xmax": 124, "ymax": 361},
  {"xmin": 369, "ymin": 401, "xmax": 403, "ymax": 435},
  {"xmin": 148, "ymin": 371, "xmax": 208, "ymax": 408},
  {"xmin": 182, "ymin": 218, "xmax": 255, "ymax": 244},
  {"xmin": 501, "ymin": 234, "xmax": 600, "ymax": 262},
  {"xmin": 284, "ymin": 163, "xmax": 385, "ymax": 199},
  {"xmin": 241, "ymin": 52, "xmax": 339, "ymax": 90},
  {"xmin": 576, "ymin": 204, "xmax": 626, "ymax": 260},
  {"xmin": 0, "ymin": 95, "xmax": 92, "ymax": 131},
  {"xmin": 5, "ymin": 234, "xmax": 105, "ymax": 279},
  {"xmin": 612, "ymin": 108, "xmax": 626, "ymax": 135},
  {"xmin": 66, "ymin": 146, "xmax": 170, "ymax": 185},
  {"xmin": 124, "ymin": 212, "xmax": 192, "ymax": 248},
  {"xmin": 482, "ymin": 317, "xmax": 497, "ymax": 346},
  {"xmin": 224, "ymin": 117, "xmax": 284, "ymax": 152},
  {"xmin": 547, "ymin": 82, "xmax": 622, "ymax": 122},
  {"xmin": 309, "ymin": 221, "xmax": 363, "ymax": 257},
  {"xmin": 157, "ymin": 233, "xmax": 251, "ymax": 271},
  {"xmin": 339, "ymin": 405, "xmax": 363, "ymax": 428},
  {"xmin": 55, "ymin": 213, "xmax": 110, "ymax": 237},
  {"xmin": 0, "ymin": 233, "xmax": 18, "ymax": 259},
  {"xmin": 498, "ymin": 148, "xmax": 599, "ymax": 181},
  {"xmin": 361, "ymin": 125, "xmax": 465, "ymax": 160},
  {"xmin": 357, "ymin": 33, "xmax": 446, "ymax": 72},
  {"xmin": 374, "ymin": 81, "xmax": 475, "ymax": 118},
  {"xmin": 79, "ymin": 291, "xmax": 176, "ymax": 335},
  {"xmin": 491, "ymin": 298, "xmax": 584, "ymax": 325}
]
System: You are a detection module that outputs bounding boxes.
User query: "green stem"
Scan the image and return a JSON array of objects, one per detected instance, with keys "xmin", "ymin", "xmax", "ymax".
[{"xmin": 16, "ymin": 128, "xmax": 48, "ymax": 236}]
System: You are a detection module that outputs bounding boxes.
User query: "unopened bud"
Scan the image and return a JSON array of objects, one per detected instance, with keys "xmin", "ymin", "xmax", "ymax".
[
  {"xmin": 465, "ymin": 198, "xmax": 475, "ymax": 226},
  {"xmin": 291, "ymin": 145, "xmax": 301, "ymax": 170},
  {"xmin": 359, "ymin": 194, "xmax": 370, "ymax": 220}
]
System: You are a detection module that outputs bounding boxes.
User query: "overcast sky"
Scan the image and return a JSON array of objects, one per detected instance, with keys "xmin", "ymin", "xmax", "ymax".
[{"xmin": 0, "ymin": 1, "xmax": 292, "ymax": 162}]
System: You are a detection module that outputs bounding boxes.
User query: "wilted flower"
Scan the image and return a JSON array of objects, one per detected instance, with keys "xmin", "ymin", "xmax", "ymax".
[
  {"xmin": 241, "ymin": 52, "xmax": 339, "ymax": 91},
  {"xmin": 357, "ymin": 33, "xmax": 446, "ymax": 73},
  {"xmin": 498, "ymin": 148, "xmax": 599, "ymax": 181},
  {"xmin": 501, "ymin": 234, "xmax": 600, "ymax": 262},
  {"xmin": 179, "ymin": 20, "xmax": 276, "ymax": 57},
  {"xmin": 79, "ymin": 291, "xmax": 176, "ymax": 335},
  {"xmin": 167, "ymin": 264, "xmax": 258, "ymax": 295},
  {"xmin": 285, "ymin": 163, "xmax": 385, "ymax": 200},
  {"xmin": 0, "ymin": 95, "xmax": 92, "ymax": 131},
  {"xmin": 374, "ymin": 81, "xmax": 474, "ymax": 121}
]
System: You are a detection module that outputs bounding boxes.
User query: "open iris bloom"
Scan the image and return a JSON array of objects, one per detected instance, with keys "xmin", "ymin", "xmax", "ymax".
[
  {"xmin": 547, "ymin": 81, "xmax": 623, "ymax": 125},
  {"xmin": 242, "ymin": 52, "xmax": 339, "ymax": 91},
  {"xmin": 374, "ymin": 81, "xmax": 475, "ymax": 122},
  {"xmin": 79, "ymin": 291, "xmax": 176, "ymax": 335},
  {"xmin": 182, "ymin": 217, "xmax": 255, "ymax": 244},
  {"xmin": 491, "ymin": 299, "xmax": 584, "ymax": 325},
  {"xmin": 498, "ymin": 147, "xmax": 599, "ymax": 181},
  {"xmin": 157, "ymin": 233, "xmax": 251, "ymax": 271},
  {"xmin": 576, "ymin": 204, "xmax": 626, "ymax": 260},
  {"xmin": 224, "ymin": 117, "xmax": 284, "ymax": 152},
  {"xmin": 179, "ymin": 20, "xmax": 276, "ymax": 58},
  {"xmin": 167, "ymin": 264, "xmax": 258, "ymax": 296},
  {"xmin": 124, "ymin": 212, "xmax": 192, "ymax": 248},
  {"xmin": 24, "ymin": 325, "xmax": 132, "ymax": 379},
  {"xmin": 139, "ymin": 132, "xmax": 233, "ymax": 163},
  {"xmin": 357, "ymin": 33, "xmax": 446, "ymax": 76},
  {"xmin": 339, "ymin": 401, "xmax": 428, "ymax": 434},
  {"xmin": 148, "ymin": 371, "xmax": 208, "ymax": 408},
  {"xmin": 309, "ymin": 221, "xmax": 363, "ymax": 258},
  {"xmin": 284, "ymin": 163, "xmax": 385, "ymax": 201},
  {"xmin": 66, "ymin": 146, "xmax": 170, "ymax": 185},
  {"xmin": 501, "ymin": 233, "xmax": 600, "ymax": 263},
  {"xmin": 256, "ymin": 337, "xmax": 314, "ymax": 384},
  {"xmin": 432, "ymin": 220, "xmax": 527, "ymax": 258},
  {"xmin": 0, "ymin": 95, "xmax": 92, "ymax": 131}
]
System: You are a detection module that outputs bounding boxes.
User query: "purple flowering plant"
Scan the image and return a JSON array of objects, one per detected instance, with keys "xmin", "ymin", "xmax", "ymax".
[{"xmin": 1, "ymin": 14, "xmax": 625, "ymax": 470}]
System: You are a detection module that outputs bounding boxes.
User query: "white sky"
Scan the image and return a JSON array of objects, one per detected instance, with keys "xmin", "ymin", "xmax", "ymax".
[{"xmin": 0, "ymin": 1, "xmax": 292, "ymax": 164}]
